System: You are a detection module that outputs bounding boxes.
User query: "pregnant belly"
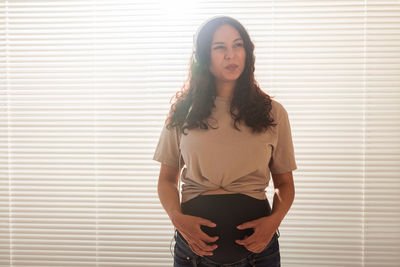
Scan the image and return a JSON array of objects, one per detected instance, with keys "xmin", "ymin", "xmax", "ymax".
[{"xmin": 179, "ymin": 193, "xmax": 272, "ymax": 264}]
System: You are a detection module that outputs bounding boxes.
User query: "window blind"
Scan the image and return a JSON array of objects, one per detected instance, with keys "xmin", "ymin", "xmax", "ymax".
[{"xmin": 1, "ymin": 1, "xmax": 399, "ymax": 266}]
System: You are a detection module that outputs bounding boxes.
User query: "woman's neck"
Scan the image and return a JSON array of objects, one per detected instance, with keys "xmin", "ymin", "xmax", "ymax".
[{"xmin": 215, "ymin": 80, "xmax": 236, "ymax": 98}]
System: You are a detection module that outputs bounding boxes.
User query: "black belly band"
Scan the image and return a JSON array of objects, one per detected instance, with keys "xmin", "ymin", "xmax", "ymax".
[{"xmin": 179, "ymin": 193, "xmax": 272, "ymax": 264}]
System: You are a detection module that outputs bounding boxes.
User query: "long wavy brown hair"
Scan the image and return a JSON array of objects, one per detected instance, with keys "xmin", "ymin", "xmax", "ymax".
[{"xmin": 166, "ymin": 16, "xmax": 276, "ymax": 135}]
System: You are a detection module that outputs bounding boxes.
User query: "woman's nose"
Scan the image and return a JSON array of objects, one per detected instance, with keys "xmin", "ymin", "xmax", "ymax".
[{"xmin": 224, "ymin": 48, "xmax": 234, "ymax": 59}]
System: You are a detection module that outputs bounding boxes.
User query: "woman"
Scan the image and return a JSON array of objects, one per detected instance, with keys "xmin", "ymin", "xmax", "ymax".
[{"xmin": 153, "ymin": 16, "xmax": 297, "ymax": 267}]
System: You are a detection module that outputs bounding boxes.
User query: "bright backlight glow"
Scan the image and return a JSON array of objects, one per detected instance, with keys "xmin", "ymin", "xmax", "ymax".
[{"xmin": 157, "ymin": 0, "xmax": 198, "ymax": 20}]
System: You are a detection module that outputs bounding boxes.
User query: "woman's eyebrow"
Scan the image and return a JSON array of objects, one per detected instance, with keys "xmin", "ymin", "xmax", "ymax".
[{"xmin": 212, "ymin": 38, "xmax": 243, "ymax": 45}]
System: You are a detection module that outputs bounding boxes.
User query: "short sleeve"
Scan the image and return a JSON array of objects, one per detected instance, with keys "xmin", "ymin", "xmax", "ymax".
[
  {"xmin": 269, "ymin": 105, "xmax": 298, "ymax": 174},
  {"xmin": 152, "ymin": 119, "xmax": 183, "ymax": 169}
]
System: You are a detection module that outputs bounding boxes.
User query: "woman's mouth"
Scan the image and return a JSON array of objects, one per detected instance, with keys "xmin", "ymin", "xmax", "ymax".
[{"xmin": 225, "ymin": 64, "xmax": 238, "ymax": 71}]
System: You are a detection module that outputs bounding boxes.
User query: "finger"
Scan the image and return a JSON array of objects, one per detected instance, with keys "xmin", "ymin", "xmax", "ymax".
[
  {"xmin": 242, "ymin": 240, "xmax": 260, "ymax": 253},
  {"xmin": 247, "ymin": 246, "xmax": 262, "ymax": 254},
  {"xmin": 198, "ymin": 217, "xmax": 217, "ymax": 228},
  {"xmin": 199, "ymin": 231, "xmax": 219, "ymax": 243},
  {"xmin": 191, "ymin": 242, "xmax": 214, "ymax": 256},
  {"xmin": 236, "ymin": 239, "xmax": 246, "ymax": 246},
  {"xmin": 188, "ymin": 238, "xmax": 215, "ymax": 255},
  {"xmin": 242, "ymin": 234, "xmax": 255, "ymax": 245},
  {"xmin": 186, "ymin": 233, "xmax": 218, "ymax": 252},
  {"xmin": 236, "ymin": 235, "xmax": 254, "ymax": 246},
  {"xmin": 237, "ymin": 221, "xmax": 254, "ymax": 230},
  {"xmin": 181, "ymin": 233, "xmax": 214, "ymax": 256},
  {"xmin": 198, "ymin": 239, "xmax": 218, "ymax": 252},
  {"xmin": 189, "ymin": 243, "xmax": 202, "ymax": 256},
  {"xmin": 252, "ymin": 244, "xmax": 266, "ymax": 254},
  {"xmin": 236, "ymin": 238, "xmax": 247, "ymax": 246},
  {"xmin": 188, "ymin": 243, "xmax": 203, "ymax": 256},
  {"xmin": 236, "ymin": 234, "xmax": 248, "ymax": 242}
]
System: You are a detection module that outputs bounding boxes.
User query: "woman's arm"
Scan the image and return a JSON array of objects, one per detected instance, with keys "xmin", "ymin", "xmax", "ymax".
[
  {"xmin": 270, "ymin": 171, "xmax": 295, "ymax": 227},
  {"xmin": 235, "ymin": 171, "xmax": 295, "ymax": 252},
  {"xmin": 157, "ymin": 163, "xmax": 182, "ymax": 223},
  {"xmin": 157, "ymin": 163, "xmax": 219, "ymax": 256}
]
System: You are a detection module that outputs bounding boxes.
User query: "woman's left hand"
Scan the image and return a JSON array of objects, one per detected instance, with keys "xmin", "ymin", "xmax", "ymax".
[{"xmin": 235, "ymin": 216, "xmax": 279, "ymax": 253}]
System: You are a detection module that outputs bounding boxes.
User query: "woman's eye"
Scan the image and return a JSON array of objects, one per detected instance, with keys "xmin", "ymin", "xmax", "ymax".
[{"xmin": 213, "ymin": 43, "xmax": 243, "ymax": 50}]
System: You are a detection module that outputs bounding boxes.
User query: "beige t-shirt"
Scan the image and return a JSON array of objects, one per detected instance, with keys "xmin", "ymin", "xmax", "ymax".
[{"xmin": 153, "ymin": 96, "xmax": 297, "ymax": 203}]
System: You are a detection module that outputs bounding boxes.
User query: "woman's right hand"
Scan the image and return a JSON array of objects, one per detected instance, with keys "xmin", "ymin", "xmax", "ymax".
[{"xmin": 173, "ymin": 213, "xmax": 219, "ymax": 256}]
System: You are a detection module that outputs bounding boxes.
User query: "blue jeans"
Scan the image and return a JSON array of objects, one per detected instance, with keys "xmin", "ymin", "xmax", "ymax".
[{"xmin": 173, "ymin": 230, "xmax": 281, "ymax": 267}]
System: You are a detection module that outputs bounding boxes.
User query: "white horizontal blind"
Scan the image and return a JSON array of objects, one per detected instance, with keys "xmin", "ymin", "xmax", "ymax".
[
  {"xmin": 256, "ymin": 1, "xmax": 400, "ymax": 266},
  {"xmin": 261, "ymin": 2, "xmax": 400, "ymax": 266},
  {"xmin": 1, "ymin": 1, "xmax": 399, "ymax": 267},
  {"xmin": 363, "ymin": 1, "xmax": 400, "ymax": 265}
]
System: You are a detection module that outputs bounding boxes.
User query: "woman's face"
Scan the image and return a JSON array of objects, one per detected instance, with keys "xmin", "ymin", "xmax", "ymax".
[{"xmin": 209, "ymin": 24, "xmax": 246, "ymax": 85}]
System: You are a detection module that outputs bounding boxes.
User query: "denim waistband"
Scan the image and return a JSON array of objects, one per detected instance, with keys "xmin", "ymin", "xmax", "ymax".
[{"xmin": 175, "ymin": 229, "xmax": 280, "ymax": 266}]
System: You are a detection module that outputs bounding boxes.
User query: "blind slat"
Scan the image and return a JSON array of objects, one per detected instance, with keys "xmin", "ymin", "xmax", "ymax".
[{"xmin": 2, "ymin": 1, "xmax": 399, "ymax": 266}]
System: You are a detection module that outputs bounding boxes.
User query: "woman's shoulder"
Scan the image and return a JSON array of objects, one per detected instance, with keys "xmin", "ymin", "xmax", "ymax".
[{"xmin": 269, "ymin": 98, "xmax": 288, "ymax": 119}]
